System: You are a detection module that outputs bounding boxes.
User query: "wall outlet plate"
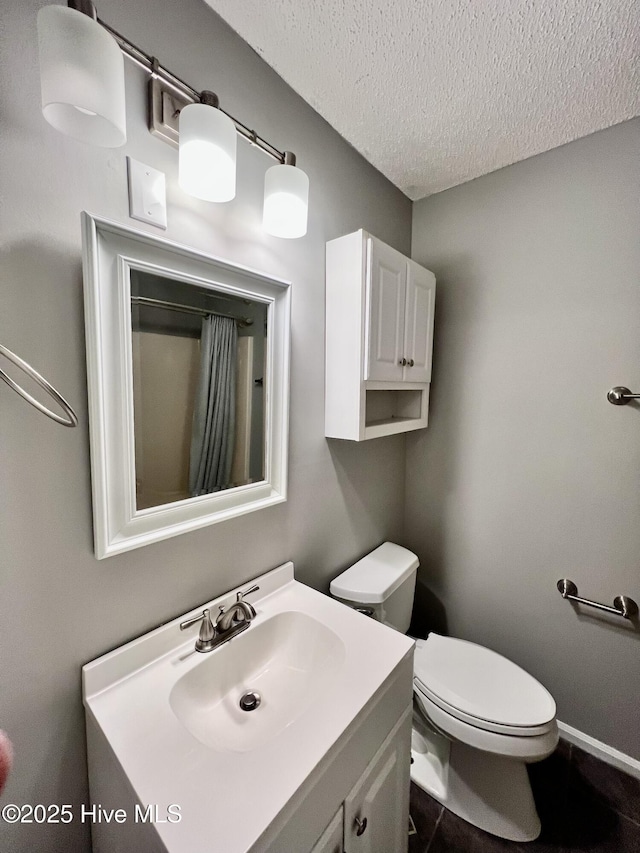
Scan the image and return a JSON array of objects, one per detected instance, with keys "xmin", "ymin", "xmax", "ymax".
[{"xmin": 126, "ymin": 157, "xmax": 167, "ymax": 229}]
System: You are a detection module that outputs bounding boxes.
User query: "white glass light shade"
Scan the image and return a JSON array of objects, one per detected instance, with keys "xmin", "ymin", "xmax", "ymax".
[
  {"xmin": 37, "ymin": 5, "xmax": 126, "ymax": 147},
  {"xmin": 263, "ymin": 164, "xmax": 309, "ymax": 238},
  {"xmin": 179, "ymin": 104, "xmax": 237, "ymax": 202}
]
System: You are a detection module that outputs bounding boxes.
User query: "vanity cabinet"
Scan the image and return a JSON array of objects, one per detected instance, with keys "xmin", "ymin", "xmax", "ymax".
[
  {"xmin": 310, "ymin": 808, "xmax": 343, "ymax": 853},
  {"xmin": 326, "ymin": 229, "xmax": 436, "ymax": 441},
  {"xmin": 311, "ymin": 713, "xmax": 411, "ymax": 853},
  {"xmin": 343, "ymin": 712, "xmax": 411, "ymax": 852},
  {"xmin": 82, "ymin": 563, "xmax": 415, "ymax": 853},
  {"xmin": 308, "ymin": 710, "xmax": 411, "ymax": 853}
]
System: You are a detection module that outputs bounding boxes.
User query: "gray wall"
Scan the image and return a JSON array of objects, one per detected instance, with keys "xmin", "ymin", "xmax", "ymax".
[
  {"xmin": 408, "ymin": 118, "xmax": 640, "ymax": 760},
  {"xmin": 0, "ymin": 1, "xmax": 411, "ymax": 850}
]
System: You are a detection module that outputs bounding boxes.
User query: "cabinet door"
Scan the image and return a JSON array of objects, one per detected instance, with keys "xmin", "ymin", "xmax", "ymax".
[
  {"xmin": 365, "ymin": 238, "xmax": 406, "ymax": 382},
  {"xmin": 310, "ymin": 806, "xmax": 344, "ymax": 853},
  {"xmin": 403, "ymin": 261, "xmax": 435, "ymax": 383},
  {"xmin": 343, "ymin": 712, "xmax": 411, "ymax": 853}
]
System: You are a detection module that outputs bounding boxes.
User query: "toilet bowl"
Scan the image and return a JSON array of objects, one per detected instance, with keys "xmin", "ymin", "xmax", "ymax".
[{"xmin": 330, "ymin": 542, "xmax": 559, "ymax": 842}]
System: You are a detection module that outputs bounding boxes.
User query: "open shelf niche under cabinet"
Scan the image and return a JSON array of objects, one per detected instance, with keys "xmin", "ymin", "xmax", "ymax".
[{"xmin": 325, "ymin": 229, "xmax": 436, "ymax": 441}]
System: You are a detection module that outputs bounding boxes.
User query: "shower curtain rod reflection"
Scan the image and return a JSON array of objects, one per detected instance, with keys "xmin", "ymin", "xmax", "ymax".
[{"xmin": 131, "ymin": 295, "xmax": 254, "ymax": 327}]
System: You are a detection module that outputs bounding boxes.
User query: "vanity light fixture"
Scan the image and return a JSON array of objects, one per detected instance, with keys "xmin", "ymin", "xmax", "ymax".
[
  {"xmin": 37, "ymin": 0, "xmax": 126, "ymax": 147},
  {"xmin": 263, "ymin": 152, "xmax": 310, "ymax": 238},
  {"xmin": 36, "ymin": 0, "xmax": 309, "ymax": 237},
  {"xmin": 179, "ymin": 92, "xmax": 237, "ymax": 203}
]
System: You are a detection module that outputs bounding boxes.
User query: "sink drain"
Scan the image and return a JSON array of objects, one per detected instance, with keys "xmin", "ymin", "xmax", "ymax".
[{"xmin": 239, "ymin": 690, "xmax": 261, "ymax": 712}]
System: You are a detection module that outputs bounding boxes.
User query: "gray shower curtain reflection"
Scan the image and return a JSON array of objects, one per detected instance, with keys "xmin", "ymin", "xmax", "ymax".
[{"xmin": 188, "ymin": 314, "xmax": 237, "ymax": 496}]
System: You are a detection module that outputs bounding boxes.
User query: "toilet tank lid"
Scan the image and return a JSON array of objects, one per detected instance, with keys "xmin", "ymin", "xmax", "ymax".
[{"xmin": 330, "ymin": 542, "xmax": 419, "ymax": 604}]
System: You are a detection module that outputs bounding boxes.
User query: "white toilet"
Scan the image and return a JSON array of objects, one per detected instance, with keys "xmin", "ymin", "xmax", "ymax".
[{"xmin": 330, "ymin": 542, "xmax": 558, "ymax": 842}]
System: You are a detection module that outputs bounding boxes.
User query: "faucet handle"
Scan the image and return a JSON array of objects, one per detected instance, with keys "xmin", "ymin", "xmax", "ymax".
[
  {"xmin": 236, "ymin": 584, "xmax": 259, "ymax": 617},
  {"xmin": 180, "ymin": 609, "xmax": 216, "ymax": 652},
  {"xmin": 180, "ymin": 608, "xmax": 215, "ymax": 640},
  {"xmin": 237, "ymin": 584, "xmax": 259, "ymax": 599},
  {"xmin": 180, "ymin": 608, "xmax": 210, "ymax": 631}
]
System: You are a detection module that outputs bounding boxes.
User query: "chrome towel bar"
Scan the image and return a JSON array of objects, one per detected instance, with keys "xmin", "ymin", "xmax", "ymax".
[
  {"xmin": 0, "ymin": 344, "xmax": 78, "ymax": 428},
  {"xmin": 557, "ymin": 579, "xmax": 638, "ymax": 620},
  {"xmin": 607, "ymin": 386, "xmax": 640, "ymax": 405}
]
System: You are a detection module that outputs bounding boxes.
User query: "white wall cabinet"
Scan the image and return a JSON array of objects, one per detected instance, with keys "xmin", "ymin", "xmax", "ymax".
[
  {"xmin": 326, "ymin": 230, "xmax": 435, "ymax": 441},
  {"xmin": 365, "ymin": 238, "xmax": 407, "ymax": 383},
  {"xmin": 366, "ymin": 238, "xmax": 435, "ymax": 384},
  {"xmin": 402, "ymin": 260, "xmax": 436, "ymax": 383}
]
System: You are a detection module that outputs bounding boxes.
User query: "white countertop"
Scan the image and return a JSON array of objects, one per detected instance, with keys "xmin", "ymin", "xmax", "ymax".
[{"xmin": 83, "ymin": 562, "xmax": 414, "ymax": 853}]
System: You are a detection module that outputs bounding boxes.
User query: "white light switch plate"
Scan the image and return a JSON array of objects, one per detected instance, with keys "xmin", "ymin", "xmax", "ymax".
[{"xmin": 127, "ymin": 157, "xmax": 167, "ymax": 229}]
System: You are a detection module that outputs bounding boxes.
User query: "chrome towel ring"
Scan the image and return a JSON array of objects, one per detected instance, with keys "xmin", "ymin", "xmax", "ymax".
[{"xmin": 0, "ymin": 344, "xmax": 78, "ymax": 428}]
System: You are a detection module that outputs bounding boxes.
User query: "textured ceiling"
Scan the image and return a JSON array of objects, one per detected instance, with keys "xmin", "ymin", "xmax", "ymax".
[{"xmin": 204, "ymin": 0, "xmax": 640, "ymax": 199}]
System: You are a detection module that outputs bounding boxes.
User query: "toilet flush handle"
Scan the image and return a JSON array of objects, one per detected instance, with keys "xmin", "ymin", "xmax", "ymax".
[{"xmin": 354, "ymin": 607, "xmax": 375, "ymax": 618}]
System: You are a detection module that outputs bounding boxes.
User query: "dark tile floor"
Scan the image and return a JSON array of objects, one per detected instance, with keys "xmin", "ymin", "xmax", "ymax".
[{"xmin": 409, "ymin": 739, "xmax": 640, "ymax": 852}]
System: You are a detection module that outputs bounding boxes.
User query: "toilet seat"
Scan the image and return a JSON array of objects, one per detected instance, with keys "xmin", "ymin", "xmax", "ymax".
[
  {"xmin": 413, "ymin": 687, "xmax": 559, "ymax": 761},
  {"xmin": 413, "ymin": 634, "xmax": 556, "ymax": 737}
]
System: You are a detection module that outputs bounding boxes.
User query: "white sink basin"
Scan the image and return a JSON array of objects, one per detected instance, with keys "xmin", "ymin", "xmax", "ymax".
[
  {"xmin": 169, "ymin": 610, "xmax": 345, "ymax": 752},
  {"xmin": 83, "ymin": 561, "xmax": 414, "ymax": 853}
]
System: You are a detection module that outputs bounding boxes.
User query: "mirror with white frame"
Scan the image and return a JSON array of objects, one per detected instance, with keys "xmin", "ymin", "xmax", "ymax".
[{"xmin": 81, "ymin": 213, "xmax": 290, "ymax": 559}]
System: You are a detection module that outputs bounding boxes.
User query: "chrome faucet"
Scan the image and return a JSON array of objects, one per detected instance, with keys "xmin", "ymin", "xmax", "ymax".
[
  {"xmin": 180, "ymin": 585, "xmax": 260, "ymax": 653},
  {"xmin": 216, "ymin": 585, "xmax": 259, "ymax": 632}
]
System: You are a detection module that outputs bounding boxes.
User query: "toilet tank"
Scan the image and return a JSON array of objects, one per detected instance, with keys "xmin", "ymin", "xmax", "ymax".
[{"xmin": 329, "ymin": 542, "xmax": 419, "ymax": 633}]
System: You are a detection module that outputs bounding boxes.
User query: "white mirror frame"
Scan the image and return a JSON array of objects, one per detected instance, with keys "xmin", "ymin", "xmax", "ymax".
[{"xmin": 81, "ymin": 213, "xmax": 290, "ymax": 559}]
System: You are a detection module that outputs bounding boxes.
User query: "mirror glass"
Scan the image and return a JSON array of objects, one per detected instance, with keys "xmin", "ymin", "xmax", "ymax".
[
  {"xmin": 82, "ymin": 213, "xmax": 290, "ymax": 559},
  {"xmin": 130, "ymin": 271, "xmax": 268, "ymax": 510}
]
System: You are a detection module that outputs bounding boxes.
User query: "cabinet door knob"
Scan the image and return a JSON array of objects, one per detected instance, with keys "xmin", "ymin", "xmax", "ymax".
[
  {"xmin": 408, "ymin": 359, "xmax": 414, "ymax": 367},
  {"xmin": 354, "ymin": 816, "xmax": 368, "ymax": 836},
  {"xmin": 399, "ymin": 358, "xmax": 407, "ymax": 366}
]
